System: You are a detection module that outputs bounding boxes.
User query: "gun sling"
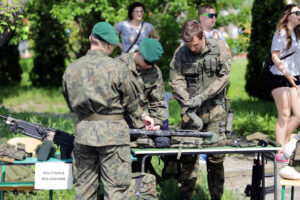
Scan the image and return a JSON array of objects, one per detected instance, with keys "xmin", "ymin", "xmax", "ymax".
[{"xmin": 79, "ymin": 113, "xmax": 124, "ymax": 121}]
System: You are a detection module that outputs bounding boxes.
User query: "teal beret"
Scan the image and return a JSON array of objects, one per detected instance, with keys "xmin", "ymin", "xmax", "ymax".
[
  {"xmin": 139, "ymin": 38, "xmax": 163, "ymax": 63},
  {"xmin": 92, "ymin": 22, "xmax": 119, "ymax": 45}
]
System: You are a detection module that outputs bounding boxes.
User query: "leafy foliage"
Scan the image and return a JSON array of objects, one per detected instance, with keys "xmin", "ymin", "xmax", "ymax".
[
  {"xmin": 245, "ymin": 0, "xmax": 285, "ymax": 100},
  {"xmin": 0, "ymin": 0, "xmax": 27, "ymax": 47},
  {"xmin": 0, "ymin": 40, "xmax": 22, "ymax": 85},
  {"xmin": 27, "ymin": 0, "xmax": 68, "ymax": 87}
]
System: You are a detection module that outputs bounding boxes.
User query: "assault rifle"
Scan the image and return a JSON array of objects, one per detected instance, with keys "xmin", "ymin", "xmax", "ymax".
[
  {"xmin": 0, "ymin": 114, "xmax": 74, "ymax": 160},
  {"xmin": 245, "ymin": 155, "xmax": 263, "ymax": 200},
  {"xmin": 130, "ymin": 129, "xmax": 213, "ymax": 138}
]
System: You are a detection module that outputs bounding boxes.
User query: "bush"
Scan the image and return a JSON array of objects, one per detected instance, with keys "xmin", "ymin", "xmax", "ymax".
[
  {"xmin": 0, "ymin": 40, "xmax": 22, "ymax": 86},
  {"xmin": 245, "ymin": 0, "xmax": 285, "ymax": 100},
  {"xmin": 28, "ymin": 1, "xmax": 68, "ymax": 88}
]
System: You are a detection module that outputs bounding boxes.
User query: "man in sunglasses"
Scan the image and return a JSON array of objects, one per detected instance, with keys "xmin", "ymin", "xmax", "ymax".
[{"xmin": 198, "ymin": 5, "xmax": 230, "ymax": 54}]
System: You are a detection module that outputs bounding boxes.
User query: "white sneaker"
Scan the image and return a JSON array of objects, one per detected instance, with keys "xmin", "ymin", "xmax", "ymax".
[
  {"xmin": 283, "ymin": 138, "xmax": 298, "ymax": 159},
  {"xmin": 279, "ymin": 166, "xmax": 300, "ymax": 180}
]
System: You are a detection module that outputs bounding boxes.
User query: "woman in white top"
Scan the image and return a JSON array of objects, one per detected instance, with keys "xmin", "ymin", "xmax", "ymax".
[
  {"xmin": 269, "ymin": 4, "xmax": 300, "ymax": 162},
  {"xmin": 115, "ymin": 2, "xmax": 159, "ymax": 53}
]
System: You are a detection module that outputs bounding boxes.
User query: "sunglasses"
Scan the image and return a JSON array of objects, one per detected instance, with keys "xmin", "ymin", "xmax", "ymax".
[
  {"xmin": 290, "ymin": 11, "xmax": 300, "ymax": 16},
  {"xmin": 201, "ymin": 13, "xmax": 218, "ymax": 18}
]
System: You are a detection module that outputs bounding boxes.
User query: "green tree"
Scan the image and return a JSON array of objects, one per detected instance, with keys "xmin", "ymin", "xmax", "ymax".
[
  {"xmin": 27, "ymin": 0, "xmax": 68, "ymax": 87},
  {"xmin": 0, "ymin": 0, "xmax": 28, "ymax": 47},
  {"xmin": 0, "ymin": 40, "xmax": 22, "ymax": 86},
  {"xmin": 245, "ymin": 0, "xmax": 285, "ymax": 100}
]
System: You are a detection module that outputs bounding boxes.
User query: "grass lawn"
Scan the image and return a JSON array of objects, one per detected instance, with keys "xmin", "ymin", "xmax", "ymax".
[{"xmin": 0, "ymin": 57, "xmax": 289, "ymax": 199}]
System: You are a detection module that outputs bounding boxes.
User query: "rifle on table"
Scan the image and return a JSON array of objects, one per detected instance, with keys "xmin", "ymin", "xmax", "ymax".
[
  {"xmin": 0, "ymin": 114, "xmax": 74, "ymax": 160},
  {"xmin": 130, "ymin": 129, "xmax": 214, "ymax": 148},
  {"xmin": 130, "ymin": 129, "xmax": 213, "ymax": 138}
]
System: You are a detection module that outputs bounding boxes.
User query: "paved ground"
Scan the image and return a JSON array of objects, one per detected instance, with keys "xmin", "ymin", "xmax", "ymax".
[{"xmin": 199, "ymin": 154, "xmax": 300, "ymax": 200}]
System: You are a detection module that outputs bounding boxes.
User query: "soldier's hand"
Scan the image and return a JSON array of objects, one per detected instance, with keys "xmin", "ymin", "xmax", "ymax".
[
  {"xmin": 141, "ymin": 114, "xmax": 154, "ymax": 130},
  {"xmin": 186, "ymin": 109, "xmax": 203, "ymax": 130},
  {"xmin": 149, "ymin": 125, "xmax": 161, "ymax": 131},
  {"xmin": 189, "ymin": 95, "xmax": 203, "ymax": 108}
]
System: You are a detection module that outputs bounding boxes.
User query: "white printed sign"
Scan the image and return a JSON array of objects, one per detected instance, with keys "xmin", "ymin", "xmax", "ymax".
[{"xmin": 34, "ymin": 162, "xmax": 73, "ymax": 189}]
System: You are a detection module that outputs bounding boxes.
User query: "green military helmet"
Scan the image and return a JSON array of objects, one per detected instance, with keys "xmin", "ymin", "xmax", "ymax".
[
  {"xmin": 139, "ymin": 38, "xmax": 163, "ymax": 63},
  {"xmin": 92, "ymin": 22, "xmax": 119, "ymax": 45}
]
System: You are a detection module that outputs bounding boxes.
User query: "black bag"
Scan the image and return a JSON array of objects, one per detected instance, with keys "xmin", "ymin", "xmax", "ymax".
[
  {"xmin": 154, "ymin": 137, "xmax": 170, "ymax": 148},
  {"xmin": 261, "ymin": 51, "xmax": 295, "ymax": 76}
]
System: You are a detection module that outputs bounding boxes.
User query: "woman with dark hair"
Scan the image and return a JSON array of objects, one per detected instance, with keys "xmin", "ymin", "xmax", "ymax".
[
  {"xmin": 115, "ymin": 2, "xmax": 159, "ymax": 53},
  {"xmin": 269, "ymin": 4, "xmax": 300, "ymax": 162}
]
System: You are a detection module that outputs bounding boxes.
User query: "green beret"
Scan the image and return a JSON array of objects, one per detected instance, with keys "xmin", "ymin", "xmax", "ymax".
[
  {"xmin": 92, "ymin": 22, "xmax": 119, "ymax": 45},
  {"xmin": 139, "ymin": 38, "xmax": 163, "ymax": 63}
]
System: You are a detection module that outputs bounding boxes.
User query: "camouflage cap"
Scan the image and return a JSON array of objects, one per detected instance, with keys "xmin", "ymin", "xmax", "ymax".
[
  {"xmin": 92, "ymin": 22, "xmax": 119, "ymax": 45},
  {"xmin": 139, "ymin": 38, "xmax": 163, "ymax": 63}
]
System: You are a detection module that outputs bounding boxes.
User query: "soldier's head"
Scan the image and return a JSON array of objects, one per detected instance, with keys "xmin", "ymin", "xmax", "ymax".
[
  {"xmin": 89, "ymin": 22, "xmax": 119, "ymax": 55},
  {"xmin": 181, "ymin": 19, "xmax": 206, "ymax": 53},
  {"xmin": 198, "ymin": 5, "xmax": 217, "ymax": 31},
  {"xmin": 128, "ymin": 2, "xmax": 145, "ymax": 21},
  {"xmin": 134, "ymin": 38, "xmax": 163, "ymax": 70}
]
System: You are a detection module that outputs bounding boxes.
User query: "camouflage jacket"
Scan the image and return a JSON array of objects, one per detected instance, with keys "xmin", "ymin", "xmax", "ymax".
[
  {"xmin": 169, "ymin": 38, "xmax": 231, "ymax": 114},
  {"xmin": 117, "ymin": 52, "xmax": 167, "ymax": 128},
  {"xmin": 62, "ymin": 50, "xmax": 143, "ymax": 146}
]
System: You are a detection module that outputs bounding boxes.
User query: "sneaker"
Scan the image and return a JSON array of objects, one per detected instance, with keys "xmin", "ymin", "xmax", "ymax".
[{"xmin": 276, "ymin": 153, "xmax": 290, "ymax": 163}]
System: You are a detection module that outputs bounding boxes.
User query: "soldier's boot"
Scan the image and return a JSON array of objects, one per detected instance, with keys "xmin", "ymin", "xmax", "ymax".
[
  {"xmin": 178, "ymin": 155, "xmax": 199, "ymax": 199},
  {"xmin": 161, "ymin": 156, "xmax": 180, "ymax": 180},
  {"xmin": 206, "ymin": 154, "xmax": 225, "ymax": 200}
]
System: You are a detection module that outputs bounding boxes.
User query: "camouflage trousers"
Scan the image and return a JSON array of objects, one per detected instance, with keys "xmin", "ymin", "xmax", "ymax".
[
  {"xmin": 166, "ymin": 103, "xmax": 227, "ymax": 199},
  {"xmin": 207, "ymin": 154, "xmax": 225, "ymax": 200},
  {"xmin": 127, "ymin": 172, "xmax": 158, "ymax": 200},
  {"xmin": 72, "ymin": 143, "xmax": 131, "ymax": 200}
]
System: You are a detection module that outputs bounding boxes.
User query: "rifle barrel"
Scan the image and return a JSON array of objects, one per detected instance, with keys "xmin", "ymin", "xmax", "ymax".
[{"xmin": 129, "ymin": 129, "xmax": 212, "ymax": 137}]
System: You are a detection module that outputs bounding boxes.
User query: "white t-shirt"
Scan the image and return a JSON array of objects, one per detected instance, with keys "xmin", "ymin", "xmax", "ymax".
[
  {"xmin": 270, "ymin": 29, "xmax": 300, "ymax": 76},
  {"xmin": 204, "ymin": 29, "xmax": 229, "ymax": 47}
]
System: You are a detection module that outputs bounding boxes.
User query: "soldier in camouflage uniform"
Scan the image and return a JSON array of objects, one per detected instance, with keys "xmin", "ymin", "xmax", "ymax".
[
  {"xmin": 62, "ymin": 22, "xmax": 154, "ymax": 200},
  {"xmin": 169, "ymin": 20, "xmax": 231, "ymax": 200},
  {"xmin": 116, "ymin": 38, "xmax": 167, "ymax": 131},
  {"xmin": 116, "ymin": 38, "xmax": 167, "ymax": 177}
]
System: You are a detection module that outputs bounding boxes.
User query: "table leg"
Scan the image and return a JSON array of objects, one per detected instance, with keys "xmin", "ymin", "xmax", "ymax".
[
  {"xmin": 49, "ymin": 190, "xmax": 53, "ymax": 200},
  {"xmin": 141, "ymin": 155, "xmax": 152, "ymax": 173},
  {"xmin": 271, "ymin": 152, "xmax": 277, "ymax": 200},
  {"xmin": 282, "ymin": 186, "xmax": 285, "ymax": 200},
  {"xmin": 261, "ymin": 153, "xmax": 265, "ymax": 200},
  {"xmin": 0, "ymin": 165, "xmax": 6, "ymax": 200},
  {"xmin": 291, "ymin": 186, "xmax": 294, "ymax": 200}
]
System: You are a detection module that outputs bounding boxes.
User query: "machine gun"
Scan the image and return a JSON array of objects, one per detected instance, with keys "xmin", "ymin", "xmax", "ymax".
[{"xmin": 0, "ymin": 114, "xmax": 74, "ymax": 160}]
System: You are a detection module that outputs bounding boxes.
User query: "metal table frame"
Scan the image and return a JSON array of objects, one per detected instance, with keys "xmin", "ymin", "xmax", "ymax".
[{"xmin": 132, "ymin": 146, "xmax": 280, "ymax": 200}]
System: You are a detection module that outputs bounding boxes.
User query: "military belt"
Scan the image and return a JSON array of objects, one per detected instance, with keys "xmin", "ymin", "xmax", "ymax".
[{"xmin": 79, "ymin": 114, "xmax": 124, "ymax": 121}]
